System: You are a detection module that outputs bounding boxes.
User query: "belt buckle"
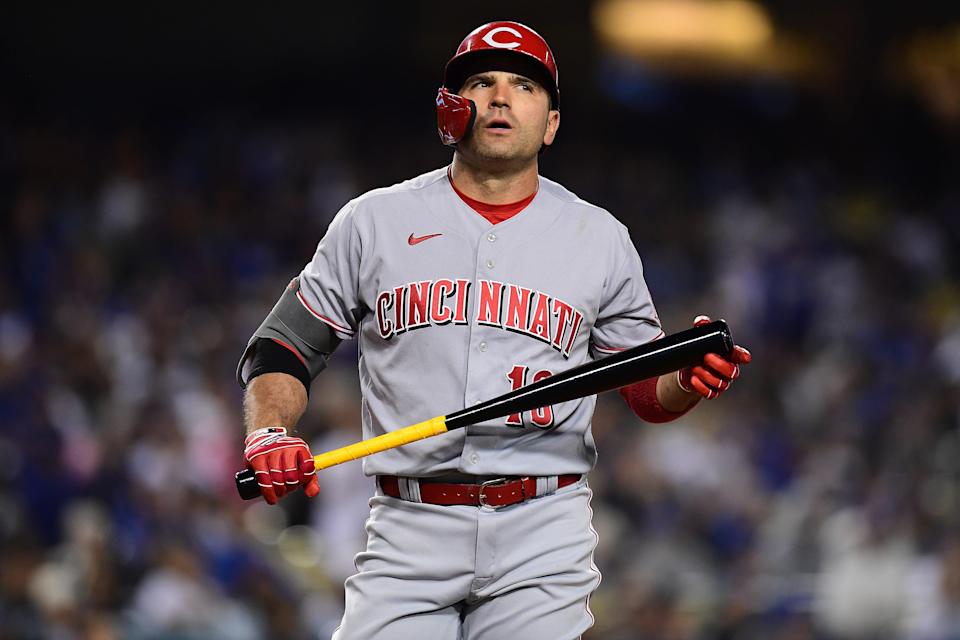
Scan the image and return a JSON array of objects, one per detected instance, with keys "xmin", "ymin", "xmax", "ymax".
[{"xmin": 478, "ymin": 477, "xmax": 509, "ymax": 509}]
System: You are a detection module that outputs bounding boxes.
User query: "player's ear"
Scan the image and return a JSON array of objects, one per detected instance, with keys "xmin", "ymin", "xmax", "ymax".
[{"xmin": 543, "ymin": 109, "xmax": 560, "ymax": 147}]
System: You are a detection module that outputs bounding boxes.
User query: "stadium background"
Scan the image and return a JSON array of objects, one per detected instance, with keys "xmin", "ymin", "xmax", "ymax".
[{"xmin": 2, "ymin": 2, "xmax": 960, "ymax": 638}]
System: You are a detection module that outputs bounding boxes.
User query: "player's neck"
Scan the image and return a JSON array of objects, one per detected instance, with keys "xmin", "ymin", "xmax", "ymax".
[{"xmin": 449, "ymin": 155, "xmax": 539, "ymax": 205}]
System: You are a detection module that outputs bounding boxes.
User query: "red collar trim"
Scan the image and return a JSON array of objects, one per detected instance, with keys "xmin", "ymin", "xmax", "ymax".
[{"xmin": 447, "ymin": 170, "xmax": 537, "ymax": 225}]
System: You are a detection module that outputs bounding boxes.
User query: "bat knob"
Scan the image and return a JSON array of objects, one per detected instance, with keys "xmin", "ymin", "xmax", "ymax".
[
  {"xmin": 714, "ymin": 319, "xmax": 735, "ymax": 356},
  {"xmin": 235, "ymin": 468, "xmax": 261, "ymax": 500}
]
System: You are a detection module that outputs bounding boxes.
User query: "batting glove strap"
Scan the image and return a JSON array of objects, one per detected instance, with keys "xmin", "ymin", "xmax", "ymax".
[
  {"xmin": 244, "ymin": 437, "xmax": 316, "ymax": 462},
  {"xmin": 244, "ymin": 426, "xmax": 286, "ymax": 451}
]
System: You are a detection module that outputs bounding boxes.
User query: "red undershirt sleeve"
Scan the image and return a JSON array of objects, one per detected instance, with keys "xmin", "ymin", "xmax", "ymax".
[{"xmin": 618, "ymin": 376, "xmax": 693, "ymax": 424}]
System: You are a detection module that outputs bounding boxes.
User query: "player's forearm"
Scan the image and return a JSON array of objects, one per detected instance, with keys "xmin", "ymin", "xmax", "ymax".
[
  {"xmin": 656, "ymin": 372, "xmax": 700, "ymax": 413},
  {"xmin": 243, "ymin": 372, "xmax": 308, "ymax": 434}
]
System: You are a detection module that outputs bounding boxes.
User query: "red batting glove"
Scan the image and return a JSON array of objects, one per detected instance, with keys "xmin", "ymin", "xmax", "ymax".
[
  {"xmin": 678, "ymin": 315, "xmax": 752, "ymax": 400},
  {"xmin": 243, "ymin": 427, "xmax": 320, "ymax": 505}
]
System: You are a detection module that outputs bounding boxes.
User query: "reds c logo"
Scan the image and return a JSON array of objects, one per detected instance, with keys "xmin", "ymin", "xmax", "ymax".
[{"xmin": 481, "ymin": 26, "xmax": 522, "ymax": 49}]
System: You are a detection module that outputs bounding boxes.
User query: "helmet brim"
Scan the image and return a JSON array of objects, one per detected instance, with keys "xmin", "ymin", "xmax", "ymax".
[{"xmin": 444, "ymin": 50, "xmax": 559, "ymax": 110}]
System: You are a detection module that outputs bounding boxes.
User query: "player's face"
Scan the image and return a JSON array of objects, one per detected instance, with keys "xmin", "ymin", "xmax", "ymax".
[{"xmin": 457, "ymin": 71, "xmax": 560, "ymax": 166}]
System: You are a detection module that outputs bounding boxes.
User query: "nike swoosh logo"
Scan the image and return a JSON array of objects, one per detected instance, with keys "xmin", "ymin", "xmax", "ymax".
[{"xmin": 408, "ymin": 233, "xmax": 443, "ymax": 245}]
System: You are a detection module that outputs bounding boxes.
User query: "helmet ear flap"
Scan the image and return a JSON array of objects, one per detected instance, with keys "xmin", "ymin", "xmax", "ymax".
[{"xmin": 436, "ymin": 88, "xmax": 477, "ymax": 146}]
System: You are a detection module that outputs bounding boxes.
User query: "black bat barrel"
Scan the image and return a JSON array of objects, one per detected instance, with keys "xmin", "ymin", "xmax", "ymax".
[{"xmin": 445, "ymin": 320, "xmax": 733, "ymax": 430}]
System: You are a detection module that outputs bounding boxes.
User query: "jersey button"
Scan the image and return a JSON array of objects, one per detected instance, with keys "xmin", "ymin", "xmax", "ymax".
[
  {"xmin": 487, "ymin": 233, "xmax": 496, "ymax": 242},
  {"xmin": 478, "ymin": 342, "xmax": 488, "ymax": 352},
  {"xmin": 469, "ymin": 453, "xmax": 480, "ymax": 465},
  {"xmin": 486, "ymin": 259, "xmax": 495, "ymax": 269}
]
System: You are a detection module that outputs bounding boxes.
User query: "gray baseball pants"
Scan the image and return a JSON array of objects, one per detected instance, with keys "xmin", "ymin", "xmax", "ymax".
[{"xmin": 332, "ymin": 477, "xmax": 600, "ymax": 640}]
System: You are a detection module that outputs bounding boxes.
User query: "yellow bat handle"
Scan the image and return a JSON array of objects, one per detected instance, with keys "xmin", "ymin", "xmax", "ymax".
[{"xmin": 312, "ymin": 415, "xmax": 448, "ymax": 470}]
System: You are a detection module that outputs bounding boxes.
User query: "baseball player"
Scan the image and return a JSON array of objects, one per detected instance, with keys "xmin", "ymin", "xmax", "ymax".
[{"xmin": 238, "ymin": 21, "xmax": 751, "ymax": 639}]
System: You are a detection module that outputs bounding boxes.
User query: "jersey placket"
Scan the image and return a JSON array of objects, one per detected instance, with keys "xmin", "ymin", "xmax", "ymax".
[{"xmin": 459, "ymin": 226, "xmax": 503, "ymax": 471}]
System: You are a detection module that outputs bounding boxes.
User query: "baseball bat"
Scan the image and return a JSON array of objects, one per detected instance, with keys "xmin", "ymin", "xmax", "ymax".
[{"xmin": 235, "ymin": 319, "xmax": 734, "ymax": 500}]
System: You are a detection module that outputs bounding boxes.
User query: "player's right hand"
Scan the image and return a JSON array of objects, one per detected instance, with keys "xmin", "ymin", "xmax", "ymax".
[{"xmin": 243, "ymin": 427, "xmax": 320, "ymax": 505}]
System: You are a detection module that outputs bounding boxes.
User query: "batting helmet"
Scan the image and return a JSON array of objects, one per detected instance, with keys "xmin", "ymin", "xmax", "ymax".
[{"xmin": 437, "ymin": 21, "xmax": 559, "ymax": 146}]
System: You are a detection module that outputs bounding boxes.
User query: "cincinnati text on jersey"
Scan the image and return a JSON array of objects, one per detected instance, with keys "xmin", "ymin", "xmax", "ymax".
[{"xmin": 375, "ymin": 279, "xmax": 584, "ymax": 358}]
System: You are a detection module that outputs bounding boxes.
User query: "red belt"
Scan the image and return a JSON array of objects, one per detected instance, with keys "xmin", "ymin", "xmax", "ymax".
[{"xmin": 378, "ymin": 474, "xmax": 581, "ymax": 508}]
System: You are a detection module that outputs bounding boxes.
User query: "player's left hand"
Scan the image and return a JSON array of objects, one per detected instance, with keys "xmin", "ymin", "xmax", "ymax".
[{"xmin": 678, "ymin": 315, "xmax": 752, "ymax": 400}]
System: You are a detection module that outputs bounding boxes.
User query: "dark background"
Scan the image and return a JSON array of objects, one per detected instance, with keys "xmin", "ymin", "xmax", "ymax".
[{"xmin": 2, "ymin": 2, "xmax": 960, "ymax": 639}]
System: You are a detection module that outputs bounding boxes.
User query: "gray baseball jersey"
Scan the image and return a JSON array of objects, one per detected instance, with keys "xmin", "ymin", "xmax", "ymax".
[{"xmin": 297, "ymin": 166, "xmax": 661, "ymax": 477}]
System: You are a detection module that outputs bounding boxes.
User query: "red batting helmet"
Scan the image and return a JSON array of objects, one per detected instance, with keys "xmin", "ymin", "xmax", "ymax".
[{"xmin": 437, "ymin": 21, "xmax": 559, "ymax": 146}]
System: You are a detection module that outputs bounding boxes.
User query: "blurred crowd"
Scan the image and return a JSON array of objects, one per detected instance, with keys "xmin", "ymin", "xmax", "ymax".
[{"xmin": 1, "ymin": 112, "xmax": 959, "ymax": 640}]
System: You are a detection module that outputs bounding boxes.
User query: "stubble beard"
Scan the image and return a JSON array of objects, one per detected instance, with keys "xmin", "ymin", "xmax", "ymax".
[{"xmin": 461, "ymin": 127, "xmax": 543, "ymax": 173}]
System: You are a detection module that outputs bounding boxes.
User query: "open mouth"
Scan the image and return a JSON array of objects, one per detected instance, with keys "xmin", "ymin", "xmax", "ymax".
[{"xmin": 485, "ymin": 119, "xmax": 513, "ymax": 130}]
